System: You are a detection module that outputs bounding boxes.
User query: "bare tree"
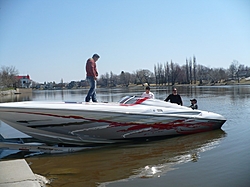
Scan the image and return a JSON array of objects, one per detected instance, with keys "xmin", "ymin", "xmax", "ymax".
[
  {"xmin": 209, "ymin": 68, "xmax": 227, "ymax": 83},
  {"xmin": 154, "ymin": 64, "xmax": 159, "ymax": 85},
  {"xmin": 177, "ymin": 65, "xmax": 186, "ymax": 84},
  {"xmin": 98, "ymin": 73, "xmax": 109, "ymax": 87},
  {"xmin": 218, "ymin": 68, "xmax": 227, "ymax": 81},
  {"xmin": 154, "ymin": 63, "xmax": 164, "ymax": 86},
  {"xmin": 136, "ymin": 69, "xmax": 152, "ymax": 86},
  {"xmin": 120, "ymin": 71, "xmax": 131, "ymax": 87},
  {"xmin": 193, "ymin": 56, "xmax": 197, "ymax": 84},
  {"xmin": 109, "ymin": 71, "xmax": 117, "ymax": 87},
  {"xmin": 170, "ymin": 61, "xmax": 181, "ymax": 85},
  {"xmin": 0, "ymin": 66, "xmax": 19, "ymax": 88},
  {"xmin": 229, "ymin": 60, "xmax": 240, "ymax": 82},
  {"xmin": 189, "ymin": 58, "xmax": 192, "ymax": 84},
  {"xmin": 164, "ymin": 62, "xmax": 170, "ymax": 85},
  {"xmin": 186, "ymin": 59, "xmax": 189, "ymax": 84}
]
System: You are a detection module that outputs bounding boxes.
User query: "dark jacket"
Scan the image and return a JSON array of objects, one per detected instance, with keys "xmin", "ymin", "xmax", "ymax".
[
  {"xmin": 164, "ymin": 94, "xmax": 183, "ymax": 105},
  {"xmin": 190, "ymin": 104, "xmax": 198, "ymax": 110}
]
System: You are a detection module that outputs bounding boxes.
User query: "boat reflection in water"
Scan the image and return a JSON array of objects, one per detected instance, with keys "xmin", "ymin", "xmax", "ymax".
[{"xmin": 26, "ymin": 129, "xmax": 226, "ymax": 187}]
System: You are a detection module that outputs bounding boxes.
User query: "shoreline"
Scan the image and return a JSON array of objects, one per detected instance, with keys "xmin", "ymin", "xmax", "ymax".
[
  {"xmin": 0, "ymin": 90, "xmax": 18, "ymax": 96},
  {"xmin": 0, "ymin": 88, "xmax": 32, "ymax": 96},
  {"xmin": 1, "ymin": 81, "xmax": 249, "ymax": 96}
]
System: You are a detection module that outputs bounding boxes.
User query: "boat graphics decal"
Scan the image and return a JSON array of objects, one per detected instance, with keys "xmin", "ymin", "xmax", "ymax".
[{"xmin": 4, "ymin": 110, "xmax": 224, "ymax": 139}]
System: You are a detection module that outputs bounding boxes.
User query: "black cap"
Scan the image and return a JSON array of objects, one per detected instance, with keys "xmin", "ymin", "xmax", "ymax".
[
  {"xmin": 190, "ymin": 99, "xmax": 197, "ymax": 102},
  {"xmin": 145, "ymin": 86, "xmax": 150, "ymax": 90},
  {"xmin": 93, "ymin": 54, "xmax": 100, "ymax": 58}
]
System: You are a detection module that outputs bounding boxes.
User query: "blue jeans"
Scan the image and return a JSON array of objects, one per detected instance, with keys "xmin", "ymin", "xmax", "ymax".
[{"xmin": 85, "ymin": 76, "xmax": 97, "ymax": 102}]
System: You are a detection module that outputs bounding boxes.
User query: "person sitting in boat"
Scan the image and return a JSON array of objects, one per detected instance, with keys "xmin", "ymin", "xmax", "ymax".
[
  {"xmin": 164, "ymin": 87, "xmax": 183, "ymax": 105},
  {"xmin": 141, "ymin": 86, "xmax": 155, "ymax": 99},
  {"xmin": 190, "ymin": 98, "xmax": 198, "ymax": 110}
]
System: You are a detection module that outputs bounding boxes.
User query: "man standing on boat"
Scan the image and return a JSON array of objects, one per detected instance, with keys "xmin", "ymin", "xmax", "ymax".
[{"xmin": 85, "ymin": 54, "xmax": 100, "ymax": 102}]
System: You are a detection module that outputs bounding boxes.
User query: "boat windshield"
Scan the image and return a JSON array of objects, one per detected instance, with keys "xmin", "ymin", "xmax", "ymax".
[
  {"xmin": 119, "ymin": 96, "xmax": 145, "ymax": 105},
  {"xmin": 118, "ymin": 96, "xmax": 189, "ymax": 109}
]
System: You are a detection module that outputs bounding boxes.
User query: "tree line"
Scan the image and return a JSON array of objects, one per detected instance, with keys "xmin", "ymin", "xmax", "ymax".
[
  {"xmin": 98, "ymin": 57, "xmax": 249, "ymax": 87},
  {"xmin": 0, "ymin": 57, "xmax": 249, "ymax": 89}
]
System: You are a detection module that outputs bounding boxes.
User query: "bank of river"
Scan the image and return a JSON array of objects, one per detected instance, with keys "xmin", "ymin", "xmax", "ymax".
[
  {"xmin": 0, "ymin": 90, "xmax": 17, "ymax": 96},
  {"xmin": 1, "ymin": 78, "xmax": 249, "ymax": 96}
]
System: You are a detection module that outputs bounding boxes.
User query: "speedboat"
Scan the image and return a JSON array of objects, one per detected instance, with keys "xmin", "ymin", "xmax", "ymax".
[{"xmin": 0, "ymin": 96, "xmax": 226, "ymax": 146}]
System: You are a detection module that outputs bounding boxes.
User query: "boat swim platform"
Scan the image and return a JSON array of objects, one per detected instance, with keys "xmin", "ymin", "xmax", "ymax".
[{"xmin": 0, "ymin": 159, "xmax": 48, "ymax": 187}]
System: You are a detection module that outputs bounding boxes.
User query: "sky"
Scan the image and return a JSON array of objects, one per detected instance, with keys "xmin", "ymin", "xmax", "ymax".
[{"xmin": 0, "ymin": 0, "xmax": 250, "ymax": 83}]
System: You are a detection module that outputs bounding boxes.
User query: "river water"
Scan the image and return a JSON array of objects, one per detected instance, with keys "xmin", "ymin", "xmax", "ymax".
[{"xmin": 0, "ymin": 85, "xmax": 250, "ymax": 187}]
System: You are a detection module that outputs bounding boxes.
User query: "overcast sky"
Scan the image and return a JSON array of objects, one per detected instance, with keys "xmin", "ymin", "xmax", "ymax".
[{"xmin": 0, "ymin": 0, "xmax": 249, "ymax": 83}]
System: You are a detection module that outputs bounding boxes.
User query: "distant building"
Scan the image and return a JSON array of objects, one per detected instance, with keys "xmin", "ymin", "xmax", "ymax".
[
  {"xmin": 15, "ymin": 75, "xmax": 32, "ymax": 88},
  {"xmin": 238, "ymin": 70, "xmax": 248, "ymax": 78}
]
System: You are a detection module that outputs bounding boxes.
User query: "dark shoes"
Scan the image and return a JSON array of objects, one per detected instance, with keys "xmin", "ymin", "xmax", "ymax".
[{"xmin": 85, "ymin": 97, "xmax": 97, "ymax": 102}]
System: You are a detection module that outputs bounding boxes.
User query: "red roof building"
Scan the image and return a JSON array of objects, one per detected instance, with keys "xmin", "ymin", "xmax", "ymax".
[{"xmin": 15, "ymin": 75, "xmax": 31, "ymax": 88}]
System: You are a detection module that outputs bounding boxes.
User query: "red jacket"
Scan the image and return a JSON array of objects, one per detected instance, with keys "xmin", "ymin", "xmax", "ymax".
[{"xmin": 86, "ymin": 58, "xmax": 98, "ymax": 77}]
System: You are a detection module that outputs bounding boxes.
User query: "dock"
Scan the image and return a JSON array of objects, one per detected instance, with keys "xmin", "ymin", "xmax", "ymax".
[
  {"xmin": 0, "ymin": 159, "xmax": 48, "ymax": 187},
  {"xmin": 15, "ymin": 88, "xmax": 32, "ymax": 94}
]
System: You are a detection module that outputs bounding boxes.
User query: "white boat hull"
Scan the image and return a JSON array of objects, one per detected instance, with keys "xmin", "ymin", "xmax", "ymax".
[{"xmin": 0, "ymin": 98, "xmax": 226, "ymax": 145}]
